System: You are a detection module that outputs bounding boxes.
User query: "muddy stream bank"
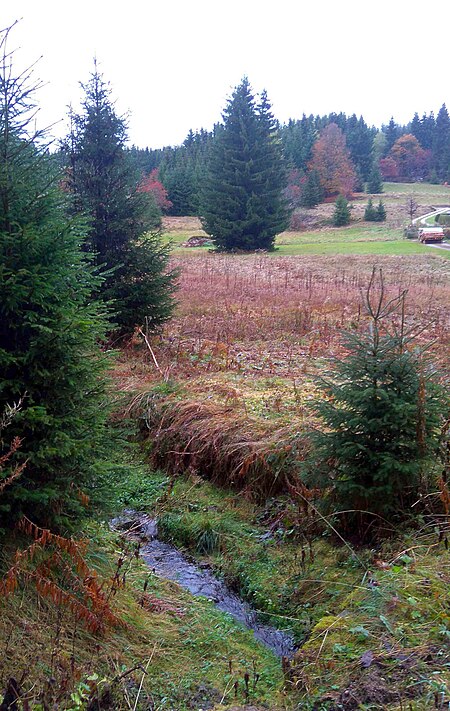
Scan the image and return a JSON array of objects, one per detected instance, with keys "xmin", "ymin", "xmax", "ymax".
[{"xmin": 111, "ymin": 511, "xmax": 296, "ymax": 659}]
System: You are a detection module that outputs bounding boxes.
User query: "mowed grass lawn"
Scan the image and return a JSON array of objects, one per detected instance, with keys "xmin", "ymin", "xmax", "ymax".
[
  {"xmin": 164, "ymin": 225, "xmax": 450, "ymax": 259},
  {"xmin": 276, "ymin": 239, "xmax": 450, "ymax": 256},
  {"xmin": 276, "ymin": 229, "xmax": 450, "ymax": 256}
]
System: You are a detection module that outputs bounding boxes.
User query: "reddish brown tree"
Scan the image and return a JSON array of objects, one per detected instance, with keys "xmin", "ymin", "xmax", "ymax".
[
  {"xmin": 138, "ymin": 169, "xmax": 172, "ymax": 211},
  {"xmin": 389, "ymin": 134, "xmax": 430, "ymax": 181},
  {"xmin": 308, "ymin": 123, "xmax": 356, "ymax": 198},
  {"xmin": 379, "ymin": 156, "xmax": 399, "ymax": 181}
]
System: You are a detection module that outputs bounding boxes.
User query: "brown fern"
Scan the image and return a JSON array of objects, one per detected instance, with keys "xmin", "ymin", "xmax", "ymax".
[{"xmin": 0, "ymin": 517, "xmax": 123, "ymax": 633}]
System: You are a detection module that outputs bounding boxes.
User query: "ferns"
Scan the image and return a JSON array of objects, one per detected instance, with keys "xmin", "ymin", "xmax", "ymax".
[{"xmin": 0, "ymin": 517, "xmax": 123, "ymax": 634}]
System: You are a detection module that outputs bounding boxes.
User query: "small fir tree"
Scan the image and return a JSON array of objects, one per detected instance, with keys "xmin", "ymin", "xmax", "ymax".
[
  {"xmin": 366, "ymin": 163, "xmax": 383, "ymax": 193},
  {"xmin": 332, "ymin": 194, "xmax": 351, "ymax": 226},
  {"xmin": 307, "ymin": 269, "xmax": 447, "ymax": 524},
  {"xmin": 0, "ymin": 27, "xmax": 109, "ymax": 529},
  {"xmin": 364, "ymin": 197, "xmax": 377, "ymax": 221},
  {"xmin": 300, "ymin": 169, "xmax": 323, "ymax": 207},
  {"xmin": 201, "ymin": 78, "xmax": 290, "ymax": 251},
  {"xmin": 375, "ymin": 199, "xmax": 386, "ymax": 222},
  {"xmin": 65, "ymin": 64, "xmax": 177, "ymax": 335}
]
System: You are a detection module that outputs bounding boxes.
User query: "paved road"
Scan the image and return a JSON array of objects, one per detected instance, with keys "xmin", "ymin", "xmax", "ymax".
[
  {"xmin": 427, "ymin": 241, "xmax": 450, "ymax": 250},
  {"xmin": 413, "ymin": 207, "xmax": 450, "ymax": 251}
]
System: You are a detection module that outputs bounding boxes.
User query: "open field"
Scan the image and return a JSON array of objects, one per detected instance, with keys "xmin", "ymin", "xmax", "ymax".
[
  {"xmin": 107, "ymin": 189, "xmax": 450, "ymax": 709},
  {"xmin": 163, "ymin": 222, "xmax": 450, "ymax": 257},
  {"xmin": 112, "ymin": 241, "xmax": 450, "ymax": 709},
  {"xmin": 161, "ymin": 182, "xmax": 450, "ymax": 258},
  {"xmin": 119, "ymin": 230, "xmax": 450, "ymax": 470}
]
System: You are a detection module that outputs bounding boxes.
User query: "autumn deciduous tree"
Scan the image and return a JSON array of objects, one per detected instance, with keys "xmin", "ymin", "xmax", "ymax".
[
  {"xmin": 309, "ymin": 123, "xmax": 356, "ymax": 198},
  {"xmin": 379, "ymin": 156, "xmax": 399, "ymax": 181},
  {"xmin": 389, "ymin": 134, "xmax": 429, "ymax": 181},
  {"xmin": 405, "ymin": 194, "xmax": 419, "ymax": 224},
  {"xmin": 138, "ymin": 168, "xmax": 172, "ymax": 212}
]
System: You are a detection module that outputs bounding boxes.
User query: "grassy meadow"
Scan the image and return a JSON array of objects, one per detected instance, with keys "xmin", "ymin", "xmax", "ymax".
[
  {"xmin": 104, "ymin": 182, "xmax": 450, "ymax": 707},
  {"xmin": 161, "ymin": 181, "xmax": 450, "ymax": 258},
  {"xmin": 3, "ymin": 182, "xmax": 448, "ymax": 710}
]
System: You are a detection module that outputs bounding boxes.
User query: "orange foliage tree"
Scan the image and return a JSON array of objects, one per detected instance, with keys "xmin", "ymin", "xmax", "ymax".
[
  {"xmin": 389, "ymin": 134, "xmax": 430, "ymax": 181},
  {"xmin": 308, "ymin": 123, "xmax": 356, "ymax": 198}
]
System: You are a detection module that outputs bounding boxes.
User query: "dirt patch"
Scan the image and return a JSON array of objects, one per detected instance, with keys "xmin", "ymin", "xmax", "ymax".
[{"xmin": 162, "ymin": 215, "xmax": 206, "ymax": 233}]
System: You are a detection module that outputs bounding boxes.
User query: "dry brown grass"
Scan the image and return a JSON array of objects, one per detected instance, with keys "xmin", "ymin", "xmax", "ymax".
[
  {"xmin": 161, "ymin": 252, "xmax": 449, "ymax": 379},
  {"xmin": 140, "ymin": 397, "xmax": 309, "ymax": 500},
  {"xmin": 113, "ymin": 251, "xmax": 449, "ymax": 498}
]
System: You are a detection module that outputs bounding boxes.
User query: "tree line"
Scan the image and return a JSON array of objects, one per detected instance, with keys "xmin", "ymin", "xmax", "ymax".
[{"xmin": 130, "ymin": 104, "xmax": 450, "ymax": 215}]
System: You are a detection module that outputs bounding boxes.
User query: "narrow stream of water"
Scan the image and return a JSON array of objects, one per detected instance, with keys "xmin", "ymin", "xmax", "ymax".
[{"xmin": 111, "ymin": 511, "xmax": 296, "ymax": 659}]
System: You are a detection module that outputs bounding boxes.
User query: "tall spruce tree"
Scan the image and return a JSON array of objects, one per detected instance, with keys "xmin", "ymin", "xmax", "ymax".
[
  {"xmin": 0, "ymin": 27, "xmax": 108, "ymax": 529},
  {"xmin": 201, "ymin": 78, "xmax": 290, "ymax": 251},
  {"xmin": 432, "ymin": 104, "xmax": 450, "ymax": 182},
  {"xmin": 384, "ymin": 117, "xmax": 401, "ymax": 154},
  {"xmin": 65, "ymin": 64, "xmax": 177, "ymax": 335},
  {"xmin": 345, "ymin": 114, "xmax": 375, "ymax": 181}
]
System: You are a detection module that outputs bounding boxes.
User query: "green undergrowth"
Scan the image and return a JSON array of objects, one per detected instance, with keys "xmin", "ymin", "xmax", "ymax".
[
  {"xmin": 149, "ymin": 474, "xmax": 450, "ymax": 709},
  {"xmin": 0, "ymin": 518, "xmax": 286, "ymax": 710},
  {"xmin": 153, "ymin": 478, "xmax": 363, "ymax": 641}
]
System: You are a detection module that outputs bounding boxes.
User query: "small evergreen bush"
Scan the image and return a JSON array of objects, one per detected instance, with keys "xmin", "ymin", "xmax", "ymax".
[
  {"xmin": 374, "ymin": 199, "xmax": 386, "ymax": 222},
  {"xmin": 306, "ymin": 269, "xmax": 447, "ymax": 526},
  {"xmin": 332, "ymin": 195, "xmax": 351, "ymax": 226},
  {"xmin": 364, "ymin": 198, "xmax": 377, "ymax": 221}
]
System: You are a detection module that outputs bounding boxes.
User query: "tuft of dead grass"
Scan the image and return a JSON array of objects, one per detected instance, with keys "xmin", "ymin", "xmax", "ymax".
[{"xmin": 140, "ymin": 397, "xmax": 309, "ymax": 500}]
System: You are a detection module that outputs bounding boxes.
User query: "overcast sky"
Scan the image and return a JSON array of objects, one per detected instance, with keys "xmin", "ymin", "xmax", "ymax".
[{"xmin": 3, "ymin": 0, "xmax": 450, "ymax": 149}]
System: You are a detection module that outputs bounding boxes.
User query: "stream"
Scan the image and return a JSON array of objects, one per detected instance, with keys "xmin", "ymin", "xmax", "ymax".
[{"xmin": 111, "ymin": 511, "xmax": 296, "ymax": 659}]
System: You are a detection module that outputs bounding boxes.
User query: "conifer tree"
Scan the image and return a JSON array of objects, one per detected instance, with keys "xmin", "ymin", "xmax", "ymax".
[
  {"xmin": 332, "ymin": 194, "xmax": 351, "ymax": 226},
  {"xmin": 366, "ymin": 163, "xmax": 383, "ymax": 194},
  {"xmin": 0, "ymin": 27, "xmax": 108, "ymax": 529},
  {"xmin": 65, "ymin": 64, "xmax": 177, "ymax": 335},
  {"xmin": 375, "ymin": 199, "xmax": 386, "ymax": 222},
  {"xmin": 345, "ymin": 114, "xmax": 375, "ymax": 181},
  {"xmin": 201, "ymin": 78, "xmax": 290, "ymax": 251},
  {"xmin": 307, "ymin": 270, "xmax": 447, "ymax": 523},
  {"xmin": 364, "ymin": 197, "xmax": 377, "ymax": 221},
  {"xmin": 384, "ymin": 117, "xmax": 400, "ymax": 153},
  {"xmin": 300, "ymin": 169, "xmax": 323, "ymax": 207},
  {"xmin": 432, "ymin": 104, "xmax": 450, "ymax": 181}
]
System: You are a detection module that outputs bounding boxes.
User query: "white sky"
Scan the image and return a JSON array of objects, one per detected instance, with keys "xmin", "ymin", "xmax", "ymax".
[{"xmin": 3, "ymin": 0, "xmax": 450, "ymax": 149}]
